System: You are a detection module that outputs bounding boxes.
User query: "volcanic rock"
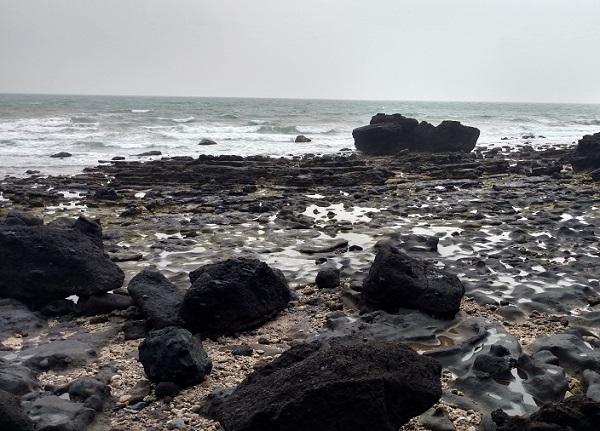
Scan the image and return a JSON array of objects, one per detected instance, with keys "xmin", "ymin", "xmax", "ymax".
[
  {"xmin": 128, "ymin": 267, "xmax": 184, "ymax": 329},
  {"xmin": 23, "ymin": 393, "xmax": 96, "ymax": 431},
  {"xmin": 491, "ymin": 395, "xmax": 600, "ymax": 431},
  {"xmin": 49, "ymin": 152, "xmax": 72, "ymax": 158},
  {"xmin": 0, "ymin": 217, "xmax": 124, "ymax": 302},
  {"xmin": 181, "ymin": 258, "xmax": 292, "ymax": 338},
  {"xmin": 0, "ymin": 389, "xmax": 34, "ymax": 431},
  {"xmin": 294, "ymin": 135, "xmax": 311, "ymax": 143},
  {"xmin": 138, "ymin": 326, "xmax": 212, "ymax": 388},
  {"xmin": 352, "ymin": 113, "xmax": 479, "ymax": 155},
  {"xmin": 361, "ymin": 246, "xmax": 465, "ymax": 318},
  {"xmin": 315, "ymin": 267, "xmax": 341, "ymax": 289},
  {"xmin": 0, "ymin": 359, "xmax": 40, "ymax": 396},
  {"xmin": 571, "ymin": 132, "xmax": 600, "ymax": 173},
  {"xmin": 201, "ymin": 337, "xmax": 442, "ymax": 431},
  {"xmin": 413, "ymin": 120, "xmax": 480, "ymax": 153}
]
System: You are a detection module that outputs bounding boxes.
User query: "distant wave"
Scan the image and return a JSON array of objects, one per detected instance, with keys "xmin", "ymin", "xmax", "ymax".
[
  {"xmin": 258, "ymin": 125, "xmax": 300, "ymax": 134},
  {"xmin": 296, "ymin": 125, "xmax": 336, "ymax": 134},
  {"xmin": 70, "ymin": 116, "xmax": 98, "ymax": 124},
  {"xmin": 131, "ymin": 109, "xmax": 152, "ymax": 113},
  {"xmin": 220, "ymin": 113, "xmax": 239, "ymax": 119},
  {"xmin": 171, "ymin": 116, "xmax": 195, "ymax": 123},
  {"xmin": 574, "ymin": 119, "xmax": 600, "ymax": 126},
  {"xmin": 75, "ymin": 140, "xmax": 106, "ymax": 149}
]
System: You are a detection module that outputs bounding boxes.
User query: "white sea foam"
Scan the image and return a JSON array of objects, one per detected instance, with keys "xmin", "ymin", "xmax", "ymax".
[
  {"xmin": 171, "ymin": 116, "xmax": 195, "ymax": 123},
  {"xmin": 1, "ymin": 94, "xmax": 599, "ymax": 177}
]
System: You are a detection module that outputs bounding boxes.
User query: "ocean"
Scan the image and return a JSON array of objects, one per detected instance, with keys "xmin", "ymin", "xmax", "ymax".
[{"xmin": 1, "ymin": 93, "xmax": 600, "ymax": 177}]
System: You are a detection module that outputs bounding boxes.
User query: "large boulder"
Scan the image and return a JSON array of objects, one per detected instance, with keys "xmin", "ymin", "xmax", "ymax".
[
  {"xmin": 352, "ymin": 113, "xmax": 479, "ymax": 155},
  {"xmin": 361, "ymin": 246, "xmax": 465, "ymax": 318},
  {"xmin": 571, "ymin": 132, "xmax": 600, "ymax": 173},
  {"xmin": 180, "ymin": 258, "xmax": 292, "ymax": 338},
  {"xmin": 201, "ymin": 338, "xmax": 442, "ymax": 431},
  {"xmin": 413, "ymin": 120, "xmax": 480, "ymax": 152},
  {"xmin": 352, "ymin": 113, "xmax": 418, "ymax": 155},
  {"xmin": 0, "ymin": 389, "xmax": 34, "ymax": 431},
  {"xmin": 138, "ymin": 326, "xmax": 212, "ymax": 388},
  {"xmin": 0, "ymin": 216, "xmax": 124, "ymax": 302},
  {"xmin": 128, "ymin": 267, "xmax": 185, "ymax": 329}
]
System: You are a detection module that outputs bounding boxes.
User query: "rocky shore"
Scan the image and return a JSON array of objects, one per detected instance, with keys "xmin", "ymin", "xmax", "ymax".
[{"xmin": 2, "ymin": 131, "xmax": 600, "ymax": 430}]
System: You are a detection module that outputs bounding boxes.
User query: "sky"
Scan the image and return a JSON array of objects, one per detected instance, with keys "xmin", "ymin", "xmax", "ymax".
[{"xmin": 1, "ymin": 0, "xmax": 599, "ymax": 103}]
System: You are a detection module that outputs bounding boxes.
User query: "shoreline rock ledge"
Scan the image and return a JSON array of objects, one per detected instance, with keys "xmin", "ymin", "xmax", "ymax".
[{"xmin": 353, "ymin": 113, "xmax": 480, "ymax": 155}]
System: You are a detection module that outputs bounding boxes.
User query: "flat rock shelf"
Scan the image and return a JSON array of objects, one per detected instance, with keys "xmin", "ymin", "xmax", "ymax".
[{"xmin": 1, "ymin": 143, "xmax": 600, "ymax": 431}]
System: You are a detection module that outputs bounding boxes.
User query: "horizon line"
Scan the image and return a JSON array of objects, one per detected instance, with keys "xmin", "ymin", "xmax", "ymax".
[{"xmin": 0, "ymin": 91, "xmax": 599, "ymax": 106}]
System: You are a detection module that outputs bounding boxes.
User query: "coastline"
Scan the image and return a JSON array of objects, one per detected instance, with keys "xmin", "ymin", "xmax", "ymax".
[{"xmin": 2, "ymin": 143, "xmax": 600, "ymax": 430}]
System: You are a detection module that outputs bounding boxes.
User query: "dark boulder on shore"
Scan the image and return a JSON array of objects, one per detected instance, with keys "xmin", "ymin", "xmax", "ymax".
[
  {"xmin": 128, "ymin": 267, "xmax": 185, "ymax": 329},
  {"xmin": 353, "ymin": 113, "xmax": 479, "ymax": 155},
  {"xmin": 0, "ymin": 216, "xmax": 124, "ymax": 302},
  {"xmin": 138, "ymin": 326, "xmax": 212, "ymax": 388},
  {"xmin": 201, "ymin": 337, "xmax": 442, "ymax": 431},
  {"xmin": 361, "ymin": 246, "xmax": 465, "ymax": 318},
  {"xmin": 181, "ymin": 258, "xmax": 292, "ymax": 338},
  {"xmin": 0, "ymin": 389, "xmax": 35, "ymax": 431},
  {"xmin": 571, "ymin": 132, "xmax": 600, "ymax": 173}
]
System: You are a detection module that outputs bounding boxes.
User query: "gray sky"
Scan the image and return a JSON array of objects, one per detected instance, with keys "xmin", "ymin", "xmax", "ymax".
[{"xmin": 1, "ymin": 0, "xmax": 599, "ymax": 103}]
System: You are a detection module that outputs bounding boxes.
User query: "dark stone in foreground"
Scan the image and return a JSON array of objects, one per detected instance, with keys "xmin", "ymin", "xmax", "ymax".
[
  {"xmin": 0, "ymin": 216, "xmax": 124, "ymax": 301},
  {"xmin": 202, "ymin": 338, "xmax": 442, "ymax": 431},
  {"xmin": 571, "ymin": 132, "xmax": 600, "ymax": 173},
  {"xmin": 24, "ymin": 393, "xmax": 96, "ymax": 431},
  {"xmin": 361, "ymin": 246, "xmax": 465, "ymax": 318},
  {"xmin": 128, "ymin": 267, "xmax": 184, "ymax": 329},
  {"xmin": 181, "ymin": 258, "xmax": 292, "ymax": 338},
  {"xmin": 492, "ymin": 395, "xmax": 600, "ymax": 431},
  {"xmin": 0, "ymin": 359, "xmax": 40, "ymax": 396},
  {"xmin": 138, "ymin": 327, "xmax": 212, "ymax": 388},
  {"xmin": 315, "ymin": 267, "xmax": 340, "ymax": 289},
  {"xmin": 0, "ymin": 389, "xmax": 34, "ymax": 431}
]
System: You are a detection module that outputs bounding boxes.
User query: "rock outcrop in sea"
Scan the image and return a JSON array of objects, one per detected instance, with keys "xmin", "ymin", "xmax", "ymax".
[{"xmin": 353, "ymin": 113, "xmax": 480, "ymax": 155}]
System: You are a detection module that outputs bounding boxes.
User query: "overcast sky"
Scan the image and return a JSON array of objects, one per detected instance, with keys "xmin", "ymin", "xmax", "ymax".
[{"xmin": 1, "ymin": 0, "xmax": 599, "ymax": 103}]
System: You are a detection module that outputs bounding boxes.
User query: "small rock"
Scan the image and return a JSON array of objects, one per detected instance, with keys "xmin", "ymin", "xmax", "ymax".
[
  {"xmin": 50, "ymin": 152, "xmax": 72, "ymax": 158},
  {"xmin": 167, "ymin": 418, "xmax": 186, "ymax": 430}
]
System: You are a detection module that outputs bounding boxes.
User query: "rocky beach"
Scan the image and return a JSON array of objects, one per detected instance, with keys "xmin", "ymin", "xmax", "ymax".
[{"xmin": 2, "ymin": 114, "xmax": 600, "ymax": 430}]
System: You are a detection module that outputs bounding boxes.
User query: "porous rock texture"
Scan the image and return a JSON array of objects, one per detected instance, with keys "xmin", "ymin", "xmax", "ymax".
[
  {"xmin": 0, "ymin": 216, "xmax": 124, "ymax": 302},
  {"xmin": 138, "ymin": 326, "xmax": 212, "ymax": 388},
  {"xmin": 202, "ymin": 337, "xmax": 442, "ymax": 431},
  {"xmin": 361, "ymin": 245, "xmax": 465, "ymax": 318},
  {"xmin": 181, "ymin": 258, "xmax": 292, "ymax": 338}
]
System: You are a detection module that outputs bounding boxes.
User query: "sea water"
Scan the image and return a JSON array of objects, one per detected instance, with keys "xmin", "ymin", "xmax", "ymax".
[{"xmin": 1, "ymin": 93, "xmax": 600, "ymax": 177}]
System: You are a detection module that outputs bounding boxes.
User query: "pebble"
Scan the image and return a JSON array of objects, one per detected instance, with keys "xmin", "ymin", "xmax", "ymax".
[{"xmin": 167, "ymin": 418, "xmax": 186, "ymax": 429}]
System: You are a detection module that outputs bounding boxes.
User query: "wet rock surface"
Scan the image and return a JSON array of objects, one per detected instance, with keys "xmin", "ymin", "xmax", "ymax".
[{"xmin": 0, "ymin": 142, "xmax": 599, "ymax": 430}]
